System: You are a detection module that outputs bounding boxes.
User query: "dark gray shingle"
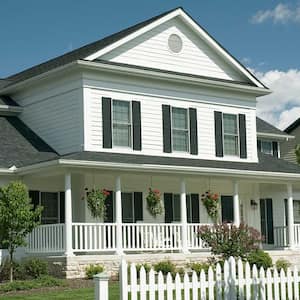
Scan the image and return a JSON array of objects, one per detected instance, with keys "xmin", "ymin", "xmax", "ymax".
[{"xmin": 256, "ymin": 117, "xmax": 287, "ymax": 136}]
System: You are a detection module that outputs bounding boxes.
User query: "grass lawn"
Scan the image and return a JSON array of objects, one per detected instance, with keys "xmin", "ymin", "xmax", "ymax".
[{"xmin": 0, "ymin": 282, "xmax": 119, "ymax": 300}]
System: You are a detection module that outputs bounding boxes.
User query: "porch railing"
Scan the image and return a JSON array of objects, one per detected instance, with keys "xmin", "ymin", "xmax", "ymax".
[
  {"xmin": 72, "ymin": 223, "xmax": 117, "ymax": 252},
  {"xmin": 294, "ymin": 224, "xmax": 300, "ymax": 246},
  {"xmin": 274, "ymin": 226, "xmax": 288, "ymax": 248},
  {"xmin": 187, "ymin": 223, "xmax": 210, "ymax": 249},
  {"xmin": 26, "ymin": 223, "xmax": 65, "ymax": 253}
]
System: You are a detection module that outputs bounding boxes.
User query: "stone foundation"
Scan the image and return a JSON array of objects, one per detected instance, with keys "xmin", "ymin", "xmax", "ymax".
[{"xmin": 34, "ymin": 250, "xmax": 300, "ymax": 279}]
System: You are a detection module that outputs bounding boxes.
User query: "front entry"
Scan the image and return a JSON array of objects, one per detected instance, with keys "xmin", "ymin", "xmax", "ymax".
[
  {"xmin": 260, "ymin": 198, "xmax": 274, "ymax": 244},
  {"xmin": 221, "ymin": 195, "xmax": 234, "ymax": 223}
]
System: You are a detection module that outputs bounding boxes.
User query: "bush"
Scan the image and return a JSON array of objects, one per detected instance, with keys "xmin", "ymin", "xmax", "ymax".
[
  {"xmin": 136, "ymin": 263, "xmax": 151, "ymax": 273},
  {"xmin": 154, "ymin": 261, "xmax": 176, "ymax": 275},
  {"xmin": 189, "ymin": 262, "xmax": 211, "ymax": 275},
  {"xmin": 85, "ymin": 264, "xmax": 104, "ymax": 279},
  {"xmin": 22, "ymin": 259, "xmax": 48, "ymax": 279},
  {"xmin": 275, "ymin": 258, "xmax": 291, "ymax": 272},
  {"xmin": 0, "ymin": 259, "xmax": 22, "ymax": 282},
  {"xmin": 247, "ymin": 250, "xmax": 272, "ymax": 269},
  {"xmin": 0, "ymin": 275, "xmax": 63, "ymax": 293},
  {"xmin": 198, "ymin": 223, "xmax": 263, "ymax": 260}
]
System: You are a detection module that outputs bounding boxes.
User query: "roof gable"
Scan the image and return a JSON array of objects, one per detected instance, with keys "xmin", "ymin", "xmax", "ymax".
[{"xmin": 256, "ymin": 117, "xmax": 291, "ymax": 139}]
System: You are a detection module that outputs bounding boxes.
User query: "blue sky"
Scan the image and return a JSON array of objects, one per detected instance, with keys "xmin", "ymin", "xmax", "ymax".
[{"xmin": 1, "ymin": 0, "xmax": 300, "ymax": 128}]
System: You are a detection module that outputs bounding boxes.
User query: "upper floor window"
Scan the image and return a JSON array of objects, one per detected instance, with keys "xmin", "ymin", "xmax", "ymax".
[
  {"xmin": 223, "ymin": 113, "xmax": 239, "ymax": 156},
  {"xmin": 171, "ymin": 107, "xmax": 189, "ymax": 152},
  {"xmin": 257, "ymin": 139, "xmax": 278, "ymax": 157},
  {"xmin": 261, "ymin": 140, "xmax": 272, "ymax": 155},
  {"xmin": 112, "ymin": 100, "xmax": 132, "ymax": 147}
]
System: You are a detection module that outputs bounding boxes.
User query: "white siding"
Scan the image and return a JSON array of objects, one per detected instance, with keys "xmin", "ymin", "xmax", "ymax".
[
  {"xmin": 101, "ymin": 17, "xmax": 247, "ymax": 83},
  {"xmin": 83, "ymin": 74, "xmax": 258, "ymax": 162},
  {"xmin": 13, "ymin": 75, "xmax": 84, "ymax": 155}
]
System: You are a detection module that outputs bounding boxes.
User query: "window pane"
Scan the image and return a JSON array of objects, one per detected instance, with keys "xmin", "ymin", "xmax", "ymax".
[
  {"xmin": 172, "ymin": 108, "xmax": 188, "ymax": 129},
  {"xmin": 223, "ymin": 114, "xmax": 237, "ymax": 134},
  {"xmin": 173, "ymin": 130, "xmax": 189, "ymax": 152},
  {"xmin": 113, "ymin": 124, "xmax": 131, "ymax": 147},
  {"xmin": 113, "ymin": 100, "xmax": 130, "ymax": 123},
  {"xmin": 41, "ymin": 192, "xmax": 58, "ymax": 224},
  {"xmin": 261, "ymin": 141, "xmax": 272, "ymax": 154},
  {"xmin": 224, "ymin": 135, "xmax": 238, "ymax": 156},
  {"xmin": 122, "ymin": 193, "xmax": 133, "ymax": 223}
]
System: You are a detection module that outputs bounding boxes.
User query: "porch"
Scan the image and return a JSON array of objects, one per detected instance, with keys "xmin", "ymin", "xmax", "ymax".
[{"xmin": 23, "ymin": 171, "xmax": 300, "ymax": 256}]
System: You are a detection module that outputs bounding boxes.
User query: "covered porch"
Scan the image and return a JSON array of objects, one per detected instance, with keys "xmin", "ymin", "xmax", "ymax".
[{"xmin": 22, "ymin": 166, "xmax": 300, "ymax": 256}]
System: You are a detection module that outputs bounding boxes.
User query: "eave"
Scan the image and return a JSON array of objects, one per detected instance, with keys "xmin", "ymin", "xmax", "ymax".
[{"xmin": 257, "ymin": 132, "xmax": 294, "ymax": 140}]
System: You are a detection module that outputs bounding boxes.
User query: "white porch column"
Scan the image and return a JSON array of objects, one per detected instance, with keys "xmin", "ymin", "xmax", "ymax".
[
  {"xmin": 115, "ymin": 176, "xmax": 123, "ymax": 255},
  {"xmin": 287, "ymin": 183, "xmax": 295, "ymax": 248},
  {"xmin": 180, "ymin": 179, "xmax": 189, "ymax": 254},
  {"xmin": 65, "ymin": 173, "xmax": 73, "ymax": 256},
  {"xmin": 233, "ymin": 180, "xmax": 240, "ymax": 226}
]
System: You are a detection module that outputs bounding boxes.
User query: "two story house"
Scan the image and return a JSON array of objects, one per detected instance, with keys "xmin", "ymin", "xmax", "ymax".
[{"xmin": 1, "ymin": 7, "xmax": 300, "ymax": 277}]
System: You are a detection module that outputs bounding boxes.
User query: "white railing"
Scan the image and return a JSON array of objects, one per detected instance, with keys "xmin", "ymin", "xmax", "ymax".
[
  {"xmin": 26, "ymin": 223, "xmax": 64, "ymax": 253},
  {"xmin": 294, "ymin": 224, "xmax": 300, "ymax": 246},
  {"xmin": 187, "ymin": 223, "xmax": 210, "ymax": 249},
  {"xmin": 72, "ymin": 223, "xmax": 117, "ymax": 252},
  {"xmin": 118, "ymin": 257, "xmax": 300, "ymax": 300},
  {"xmin": 274, "ymin": 226, "xmax": 288, "ymax": 248},
  {"xmin": 122, "ymin": 223, "xmax": 182, "ymax": 251}
]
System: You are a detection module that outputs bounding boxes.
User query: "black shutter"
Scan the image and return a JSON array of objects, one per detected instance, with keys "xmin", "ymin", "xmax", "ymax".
[
  {"xmin": 102, "ymin": 97, "xmax": 112, "ymax": 148},
  {"xmin": 239, "ymin": 114, "xmax": 247, "ymax": 158},
  {"xmin": 191, "ymin": 194, "xmax": 200, "ymax": 223},
  {"xmin": 29, "ymin": 190, "xmax": 40, "ymax": 209},
  {"xmin": 104, "ymin": 191, "xmax": 114, "ymax": 223},
  {"xmin": 214, "ymin": 111, "xmax": 223, "ymax": 157},
  {"xmin": 257, "ymin": 140, "xmax": 262, "ymax": 152},
  {"xmin": 272, "ymin": 141, "xmax": 278, "ymax": 158},
  {"xmin": 189, "ymin": 108, "xmax": 198, "ymax": 155},
  {"xmin": 59, "ymin": 192, "xmax": 65, "ymax": 223},
  {"xmin": 134, "ymin": 192, "xmax": 143, "ymax": 222},
  {"xmin": 162, "ymin": 105, "xmax": 172, "ymax": 153},
  {"xmin": 266, "ymin": 198, "xmax": 274, "ymax": 244},
  {"xmin": 164, "ymin": 193, "xmax": 173, "ymax": 223},
  {"xmin": 132, "ymin": 101, "xmax": 142, "ymax": 151}
]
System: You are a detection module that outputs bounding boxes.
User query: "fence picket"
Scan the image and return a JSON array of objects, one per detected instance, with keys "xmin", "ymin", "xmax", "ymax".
[
  {"xmin": 130, "ymin": 263, "xmax": 137, "ymax": 300},
  {"xmin": 191, "ymin": 271, "xmax": 198, "ymax": 300},
  {"xmin": 149, "ymin": 268, "xmax": 155, "ymax": 300},
  {"xmin": 215, "ymin": 263, "xmax": 222, "ymax": 300},
  {"xmin": 266, "ymin": 268, "xmax": 273, "ymax": 300},
  {"xmin": 175, "ymin": 273, "xmax": 182, "ymax": 300},
  {"xmin": 259, "ymin": 267, "xmax": 266, "ymax": 300},
  {"xmin": 183, "ymin": 273, "xmax": 189, "ymax": 300},
  {"xmin": 294, "ymin": 266, "xmax": 299, "ymax": 300},
  {"xmin": 245, "ymin": 261, "xmax": 251, "ymax": 300},
  {"xmin": 273, "ymin": 268, "xmax": 280, "ymax": 299},
  {"xmin": 200, "ymin": 269, "xmax": 206, "ymax": 300},
  {"xmin": 237, "ymin": 259, "xmax": 244, "ymax": 299},
  {"xmin": 229, "ymin": 257, "xmax": 236, "ymax": 299},
  {"xmin": 280, "ymin": 268, "xmax": 286, "ymax": 300},
  {"xmin": 139, "ymin": 266, "xmax": 146, "ymax": 300},
  {"xmin": 252, "ymin": 264, "xmax": 258, "ymax": 300},
  {"xmin": 223, "ymin": 259, "xmax": 229, "ymax": 299},
  {"xmin": 120, "ymin": 259, "xmax": 128, "ymax": 300},
  {"xmin": 158, "ymin": 271, "xmax": 164, "ymax": 300},
  {"xmin": 208, "ymin": 266, "xmax": 214, "ymax": 300},
  {"xmin": 286, "ymin": 267, "xmax": 292, "ymax": 300},
  {"xmin": 166, "ymin": 273, "xmax": 173, "ymax": 300}
]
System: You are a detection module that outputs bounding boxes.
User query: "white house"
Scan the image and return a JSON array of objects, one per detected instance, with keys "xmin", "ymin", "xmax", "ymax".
[{"xmin": 1, "ymin": 7, "xmax": 300, "ymax": 278}]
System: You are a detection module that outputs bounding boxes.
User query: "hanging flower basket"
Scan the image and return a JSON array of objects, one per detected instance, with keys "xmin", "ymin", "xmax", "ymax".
[
  {"xmin": 146, "ymin": 188, "xmax": 163, "ymax": 217},
  {"xmin": 201, "ymin": 191, "xmax": 219, "ymax": 223},
  {"xmin": 86, "ymin": 188, "xmax": 110, "ymax": 219}
]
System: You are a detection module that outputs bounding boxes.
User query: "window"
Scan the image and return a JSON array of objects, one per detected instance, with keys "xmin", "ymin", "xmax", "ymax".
[
  {"xmin": 261, "ymin": 140, "xmax": 273, "ymax": 155},
  {"xmin": 223, "ymin": 114, "xmax": 239, "ymax": 156},
  {"xmin": 293, "ymin": 200, "xmax": 300, "ymax": 224},
  {"xmin": 171, "ymin": 107, "xmax": 189, "ymax": 152},
  {"xmin": 112, "ymin": 100, "xmax": 132, "ymax": 147}
]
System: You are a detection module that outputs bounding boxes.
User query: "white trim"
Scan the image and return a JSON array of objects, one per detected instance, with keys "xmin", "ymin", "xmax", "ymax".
[
  {"xmin": 84, "ymin": 8, "xmax": 265, "ymax": 89},
  {"xmin": 0, "ymin": 168, "xmax": 15, "ymax": 175},
  {"xmin": 257, "ymin": 132, "xmax": 294, "ymax": 140}
]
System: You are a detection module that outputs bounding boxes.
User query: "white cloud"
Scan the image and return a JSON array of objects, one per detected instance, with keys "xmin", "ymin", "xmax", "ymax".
[
  {"xmin": 251, "ymin": 3, "xmax": 300, "ymax": 24},
  {"xmin": 255, "ymin": 69, "xmax": 300, "ymax": 129}
]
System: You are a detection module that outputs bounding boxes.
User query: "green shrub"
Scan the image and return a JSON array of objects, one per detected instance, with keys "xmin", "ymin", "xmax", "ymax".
[
  {"xmin": 198, "ymin": 223, "xmax": 263, "ymax": 260},
  {"xmin": 22, "ymin": 258, "xmax": 48, "ymax": 279},
  {"xmin": 275, "ymin": 258, "xmax": 291, "ymax": 272},
  {"xmin": 0, "ymin": 259, "xmax": 22, "ymax": 282},
  {"xmin": 189, "ymin": 262, "xmax": 211, "ymax": 275},
  {"xmin": 247, "ymin": 250, "xmax": 272, "ymax": 269},
  {"xmin": 0, "ymin": 275, "xmax": 63, "ymax": 293},
  {"xmin": 154, "ymin": 261, "xmax": 176, "ymax": 275},
  {"xmin": 85, "ymin": 264, "xmax": 104, "ymax": 279},
  {"xmin": 136, "ymin": 263, "xmax": 151, "ymax": 273}
]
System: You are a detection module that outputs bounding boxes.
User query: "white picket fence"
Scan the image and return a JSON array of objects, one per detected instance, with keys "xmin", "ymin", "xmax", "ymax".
[{"xmin": 95, "ymin": 256, "xmax": 300, "ymax": 300}]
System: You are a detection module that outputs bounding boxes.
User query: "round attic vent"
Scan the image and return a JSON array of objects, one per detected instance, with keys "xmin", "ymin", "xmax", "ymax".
[{"xmin": 168, "ymin": 34, "xmax": 183, "ymax": 53}]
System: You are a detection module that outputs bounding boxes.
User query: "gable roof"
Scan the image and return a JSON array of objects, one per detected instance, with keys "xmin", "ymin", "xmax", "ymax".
[
  {"xmin": 285, "ymin": 118, "xmax": 300, "ymax": 134},
  {"xmin": 3, "ymin": 7, "xmax": 267, "ymax": 91},
  {"xmin": 0, "ymin": 116, "xmax": 58, "ymax": 168},
  {"xmin": 256, "ymin": 117, "xmax": 291, "ymax": 139}
]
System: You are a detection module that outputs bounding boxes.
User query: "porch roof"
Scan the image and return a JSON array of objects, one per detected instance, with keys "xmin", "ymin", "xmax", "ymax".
[{"xmin": 59, "ymin": 151, "xmax": 300, "ymax": 175}]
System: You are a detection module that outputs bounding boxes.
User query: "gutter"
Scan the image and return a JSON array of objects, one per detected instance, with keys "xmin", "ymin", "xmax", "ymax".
[{"xmin": 257, "ymin": 132, "xmax": 294, "ymax": 140}]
